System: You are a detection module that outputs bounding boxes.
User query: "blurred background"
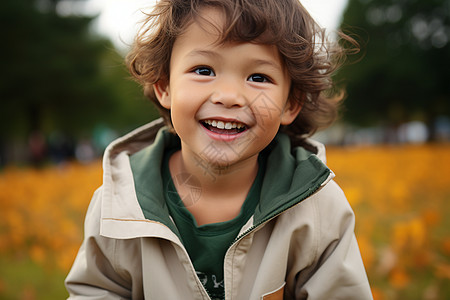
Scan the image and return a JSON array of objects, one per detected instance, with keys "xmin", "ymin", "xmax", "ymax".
[{"xmin": 0, "ymin": 0, "xmax": 449, "ymax": 299}]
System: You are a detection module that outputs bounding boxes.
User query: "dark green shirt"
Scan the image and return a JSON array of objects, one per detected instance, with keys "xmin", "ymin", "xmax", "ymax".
[{"xmin": 162, "ymin": 148, "xmax": 265, "ymax": 300}]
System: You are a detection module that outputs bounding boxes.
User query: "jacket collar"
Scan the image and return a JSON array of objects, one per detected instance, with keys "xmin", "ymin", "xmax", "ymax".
[
  {"xmin": 100, "ymin": 118, "xmax": 333, "ymax": 239},
  {"xmin": 255, "ymin": 133, "xmax": 332, "ymax": 225}
]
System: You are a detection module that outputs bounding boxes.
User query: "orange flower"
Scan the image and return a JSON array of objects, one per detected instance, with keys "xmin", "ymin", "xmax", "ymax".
[
  {"xmin": 357, "ymin": 236, "xmax": 375, "ymax": 269},
  {"xmin": 371, "ymin": 288, "xmax": 384, "ymax": 300},
  {"xmin": 442, "ymin": 237, "xmax": 450, "ymax": 255},
  {"xmin": 435, "ymin": 263, "xmax": 450, "ymax": 279},
  {"xmin": 389, "ymin": 267, "xmax": 410, "ymax": 289}
]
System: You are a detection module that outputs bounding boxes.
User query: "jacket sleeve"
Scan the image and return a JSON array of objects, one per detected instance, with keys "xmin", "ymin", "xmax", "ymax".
[
  {"xmin": 65, "ymin": 188, "xmax": 133, "ymax": 299},
  {"xmin": 294, "ymin": 181, "xmax": 373, "ymax": 300}
]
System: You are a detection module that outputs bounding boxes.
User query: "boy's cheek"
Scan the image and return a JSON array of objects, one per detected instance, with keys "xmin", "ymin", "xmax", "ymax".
[{"xmin": 247, "ymin": 93, "xmax": 285, "ymax": 123}]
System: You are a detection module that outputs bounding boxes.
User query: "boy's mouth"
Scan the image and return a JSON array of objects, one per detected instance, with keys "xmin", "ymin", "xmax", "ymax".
[{"xmin": 200, "ymin": 119, "xmax": 247, "ymax": 135}]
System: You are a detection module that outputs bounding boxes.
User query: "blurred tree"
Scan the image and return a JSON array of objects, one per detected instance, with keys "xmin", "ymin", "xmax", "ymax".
[
  {"xmin": 337, "ymin": 0, "xmax": 450, "ymax": 140},
  {"xmin": 0, "ymin": 0, "xmax": 157, "ymax": 141}
]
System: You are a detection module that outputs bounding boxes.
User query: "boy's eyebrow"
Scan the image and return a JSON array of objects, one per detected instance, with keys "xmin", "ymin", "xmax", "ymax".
[
  {"xmin": 250, "ymin": 59, "xmax": 283, "ymax": 72},
  {"xmin": 186, "ymin": 49, "xmax": 220, "ymax": 59},
  {"xmin": 186, "ymin": 49, "xmax": 283, "ymax": 71}
]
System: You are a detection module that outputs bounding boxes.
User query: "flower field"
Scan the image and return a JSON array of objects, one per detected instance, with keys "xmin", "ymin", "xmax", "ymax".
[
  {"xmin": 326, "ymin": 144, "xmax": 450, "ymax": 300},
  {"xmin": 0, "ymin": 144, "xmax": 449, "ymax": 299},
  {"xmin": 0, "ymin": 161, "xmax": 103, "ymax": 299}
]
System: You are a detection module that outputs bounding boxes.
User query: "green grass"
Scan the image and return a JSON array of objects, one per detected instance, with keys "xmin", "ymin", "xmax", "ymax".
[{"xmin": 0, "ymin": 257, "xmax": 68, "ymax": 300}]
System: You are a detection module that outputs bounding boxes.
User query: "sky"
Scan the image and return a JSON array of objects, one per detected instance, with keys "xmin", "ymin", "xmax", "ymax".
[{"xmin": 58, "ymin": 0, "xmax": 349, "ymax": 51}]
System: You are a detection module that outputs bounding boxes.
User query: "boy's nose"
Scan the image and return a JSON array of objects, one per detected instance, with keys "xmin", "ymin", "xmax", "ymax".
[{"xmin": 210, "ymin": 78, "xmax": 246, "ymax": 108}]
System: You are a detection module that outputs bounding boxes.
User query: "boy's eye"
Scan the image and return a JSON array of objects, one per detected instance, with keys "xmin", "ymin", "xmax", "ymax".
[
  {"xmin": 194, "ymin": 67, "xmax": 215, "ymax": 76},
  {"xmin": 248, "ymin": 74, "xmax": 271, "ymax": 83}
]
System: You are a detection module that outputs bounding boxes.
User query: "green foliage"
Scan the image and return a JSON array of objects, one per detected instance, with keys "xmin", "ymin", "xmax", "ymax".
[
  {"xmin": 337, "ymin": 0, "xmax": 450, "ymax": 128},
  {"xmin": 0, "ymin": 0, "xmax": 158, "ymax": 140},
  {"xmin": 0, "ymin": 257, "xmax": 68, "ymax": 299}
]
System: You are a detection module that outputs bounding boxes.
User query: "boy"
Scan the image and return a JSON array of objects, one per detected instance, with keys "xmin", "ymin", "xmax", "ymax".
[{"xmin": 65, "ymin": 0, "xmax": 372, "ymax": 299}]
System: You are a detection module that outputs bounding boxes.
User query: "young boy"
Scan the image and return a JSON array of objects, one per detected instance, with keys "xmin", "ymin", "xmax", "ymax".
[{"xmin": 65, "ymin": 0, "xmax": 372, "ymax": 299}]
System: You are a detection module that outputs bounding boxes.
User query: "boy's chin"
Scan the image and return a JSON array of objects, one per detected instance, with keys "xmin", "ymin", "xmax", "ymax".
[
  {"xmin": 199, "ymin": 153, "xmax": 256, "ymax": 175},
  {"xmin": 194, "ymin": 155, "xmax": 238, "ymax": 175},
  {"xmin": 202, "ymin": 158, "xmax": 232, "ymax": 172}
]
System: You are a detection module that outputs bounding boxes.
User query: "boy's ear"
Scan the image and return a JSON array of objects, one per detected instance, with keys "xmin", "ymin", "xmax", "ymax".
[
  {"xmin": 280, "ymin": 99, "xmax": 302, "ymax": 125},
  {"xmin": 153, "ymin": 79, "xmax": 171, "ymax": 109}
]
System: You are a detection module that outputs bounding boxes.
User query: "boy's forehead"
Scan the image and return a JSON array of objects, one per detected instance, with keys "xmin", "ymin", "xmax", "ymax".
[
  {"xmin": 172, "ymin": 9, "xmax": 226, "ymax": 55},
  {"xmin": 173, "ymin": 21, "xmax": 281, "ymax": 62},
  {"xmin": 176, "ymin": 7, "xmax": 273, "ymax": 51},
  {"xmin": 180, "ymin": 7, "xmax": 225, "ymax": 41}
]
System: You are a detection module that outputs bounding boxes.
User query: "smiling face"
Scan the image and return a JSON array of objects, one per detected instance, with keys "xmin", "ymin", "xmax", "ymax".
[{"xmin": 154, "ymin": 8, "xmax": 301, "ymax": 171}]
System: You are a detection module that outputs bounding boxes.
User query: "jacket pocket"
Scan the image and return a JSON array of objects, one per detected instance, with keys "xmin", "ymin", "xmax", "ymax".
[{"xmin": 261, "ymin": 282, "xmax": 285, "ymax": 300}]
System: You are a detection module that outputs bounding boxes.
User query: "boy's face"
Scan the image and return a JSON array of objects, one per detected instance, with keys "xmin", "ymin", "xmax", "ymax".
[{"xmin": 154, "ymin": 7, "xmax": 301, "ymax": 169}]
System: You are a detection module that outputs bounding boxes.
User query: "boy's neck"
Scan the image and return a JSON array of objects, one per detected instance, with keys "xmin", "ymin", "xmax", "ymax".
[{"xmin": 168, "ymin": 149, "xmax": 259, "ymax": 225}]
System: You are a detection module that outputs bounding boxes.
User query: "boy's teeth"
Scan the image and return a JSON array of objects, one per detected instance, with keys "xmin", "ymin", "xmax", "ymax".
[{"xmin": 203, "ymin": 119, "xmax": 245, "ymax": 130}]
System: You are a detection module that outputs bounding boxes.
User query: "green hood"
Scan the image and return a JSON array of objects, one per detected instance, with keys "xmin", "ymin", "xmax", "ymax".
[{"xmin": 130, "ymin": 128, "xmax": 331, "ymax": 238}]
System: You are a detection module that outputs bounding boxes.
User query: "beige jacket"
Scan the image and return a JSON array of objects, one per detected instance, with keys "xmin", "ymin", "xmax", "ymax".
[{"xmin": 65, "ymin": 118, "xmax": 372, "ymax": 299}]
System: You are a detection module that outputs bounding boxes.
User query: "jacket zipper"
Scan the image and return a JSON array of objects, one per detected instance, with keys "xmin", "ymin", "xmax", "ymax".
[{"xmin": 230, "ymin": 170, "xmax": 332, "ymax": 247}]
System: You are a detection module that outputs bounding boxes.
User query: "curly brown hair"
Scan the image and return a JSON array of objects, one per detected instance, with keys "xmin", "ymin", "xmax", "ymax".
[{"xmin": 126, "ymin": 0, "xmax": 357, "ymax": 142}]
